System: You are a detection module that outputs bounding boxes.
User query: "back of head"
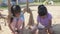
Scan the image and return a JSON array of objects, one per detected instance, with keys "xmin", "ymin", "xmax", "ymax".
[
  {"xmin": 38, "ymin": 5, "xmax": 48, "ymax": 16},
  {"xmin": 11, "ymin": 5, "xmax": 21, "ymax": 16}
]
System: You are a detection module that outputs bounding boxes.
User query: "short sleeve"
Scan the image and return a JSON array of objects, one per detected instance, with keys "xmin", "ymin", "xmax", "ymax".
[
  {"xmin": 20, "ymin": 16, "xmax": 24, "ymax": 22},
  {"xmin": 20, "ymin": 12, "xmax": 24, "ymax": 21},
  {"xmin": 48, "ymin": 13, "xmax": 52, "ymax": 20}
]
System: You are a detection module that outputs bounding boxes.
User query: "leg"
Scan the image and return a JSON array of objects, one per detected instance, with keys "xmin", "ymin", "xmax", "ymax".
[
  {"xmin": 48, "ymin": 28, "xmax": 54, "ymax": 34},
  {"xmin": 31, "ymin": 29, "xmax": 37, "ymax": 34},
  {"xmin": 38, "ymin": 28, "xmax": 47, "ymax": 34}
]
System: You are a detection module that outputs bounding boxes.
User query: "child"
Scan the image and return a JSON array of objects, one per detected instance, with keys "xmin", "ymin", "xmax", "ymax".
[
  {"xmin": 37, "ymin": 5, "xmax": 54, "ymax": 34},
  {"xmin": 9, "ymin": 5, "xmax": 24, "ymax": 34}
]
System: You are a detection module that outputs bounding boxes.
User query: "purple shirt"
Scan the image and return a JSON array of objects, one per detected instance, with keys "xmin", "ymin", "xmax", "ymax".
[{"xmin": 37, "ymin": 13, "xmax": 52, "ymax": 26}]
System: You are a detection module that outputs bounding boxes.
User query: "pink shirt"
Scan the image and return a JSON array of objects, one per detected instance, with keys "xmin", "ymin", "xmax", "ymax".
[{"xmin": 11, "ymin": 17, "xmax": 24, "ymax": 31}]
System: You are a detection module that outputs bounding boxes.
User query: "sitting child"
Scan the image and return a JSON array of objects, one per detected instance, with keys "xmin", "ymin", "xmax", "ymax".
[
  {"xmin": 9, "ymin": 5, "xmax": 24, "ymax": 34},
  {"xmin": 37, "ymin": 5, "xmax": 54, "ymax": 34}
]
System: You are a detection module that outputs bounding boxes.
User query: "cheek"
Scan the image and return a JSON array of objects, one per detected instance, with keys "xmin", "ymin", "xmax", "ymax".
[{"xmin": 15, "ymin": 14, "xmax": 19, "ymax": 16}]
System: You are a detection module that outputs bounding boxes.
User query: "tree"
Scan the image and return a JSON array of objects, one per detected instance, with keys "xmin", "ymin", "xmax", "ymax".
[
  {"xmin": 26, "ymin": 0, "xmax": 29, "ymax": 12},
  {"xmin": 7, "ymin": 0, "xmax": 11, "ymax": 25}
]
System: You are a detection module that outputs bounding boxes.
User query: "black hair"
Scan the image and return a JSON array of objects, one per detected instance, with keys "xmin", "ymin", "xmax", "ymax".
[
  {"xmin": 38, "ymin": 5, "xmax": 48, "ymax": 16},
  {"xmin": 10, "ymin": 5, "xmax": 21, "ymax": 22},
  {"xmin": 11, "ymin": 5, "xmax": 21, "ymax": 17}
]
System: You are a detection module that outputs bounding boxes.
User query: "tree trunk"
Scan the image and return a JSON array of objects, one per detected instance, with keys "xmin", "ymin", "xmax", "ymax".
[
  {"xmin": 26, "ymin": 0, "xmax": 29, "ymax": 12},
  {"xmin": 7, "ymin": 0, "xmax": 11, "ymax": 24}
]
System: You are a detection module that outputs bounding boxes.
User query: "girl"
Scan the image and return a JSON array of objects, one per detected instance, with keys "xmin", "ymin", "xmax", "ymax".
[
  {"xmin": 9, "ymin": 5, "xmax": 24, "ymax": 34},
  {"xmin": 37, "ymin": 5, "xmax": 54, "ymax": 34}
]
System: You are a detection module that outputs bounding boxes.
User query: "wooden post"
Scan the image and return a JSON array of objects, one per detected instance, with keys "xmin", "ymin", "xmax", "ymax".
[{"xmin": 7, "ymin": 0, "xmax": 11, "ymax": 24}]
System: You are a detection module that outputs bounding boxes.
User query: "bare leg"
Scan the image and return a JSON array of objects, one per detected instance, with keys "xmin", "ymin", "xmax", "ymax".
[
  {"xmin": 31, "ymin": 29, "xmax": 37, "ymax": 34},
  {"xmin": 38, "ymin": 29, "xmax": 47, "ymax": 34},
  {"xmin": 48, "ymin": 28, "xmax": 54, "ymax": 34}
]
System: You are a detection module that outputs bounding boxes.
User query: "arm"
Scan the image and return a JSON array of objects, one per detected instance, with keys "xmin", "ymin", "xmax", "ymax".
[
  {"xmin": 48, "ymin": 13, "xmax": 52, "ymax": 27},
  {"xmin": 9, "ymin": 17, "xmax": 15, "ymax": 34},
  {"xmin": 48, "ymin": 14, "xmax": 52, "ymax": 27},
  {"xmin": 9, "ymin": 23, "xmax": 15, "ymax": 33},
  {"xmin": 36, "ymin": 21, "xmax": 39, "ymax": 26},
  {"xmin": 22, "ymin": 21, "xmax": 25, "ymax": 29},
  {"xmin": 49, "ymin": 20, "xmax": 52, "ymax": 27},
  {"xmin": 36, "ymin": 16, "xmax": 39, "ymax": 26},
  {"xmin": 9, "ymin": 17, "xmax": 15, "ymax": 32}
]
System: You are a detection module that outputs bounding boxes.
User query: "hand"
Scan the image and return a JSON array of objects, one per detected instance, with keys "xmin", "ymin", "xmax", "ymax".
[
  {"xmin": 15, "ymin": 32, "xmax": 18, "ymax": 34},
  {"xmin": 11, "ymin": 32, "xmax": 15, "ymax": 34},
  {"xmin": 11, "ymin": 31, "xmax": 18, "ymax": 34}
]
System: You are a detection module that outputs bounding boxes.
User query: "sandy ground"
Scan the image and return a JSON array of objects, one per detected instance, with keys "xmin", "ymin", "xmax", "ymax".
[{"xmin": 0, "ymin": 5, "xmax": 60, "ymax": 34}]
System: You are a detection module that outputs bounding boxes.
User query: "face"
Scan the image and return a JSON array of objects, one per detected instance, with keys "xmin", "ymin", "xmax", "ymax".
[
  {"xmin": 40, "ymin": 15, "xmax": 47, "ymax": 19},
  {"xmin": 15, "ymin": 13, "xmax": 20, "ymax": 17}
]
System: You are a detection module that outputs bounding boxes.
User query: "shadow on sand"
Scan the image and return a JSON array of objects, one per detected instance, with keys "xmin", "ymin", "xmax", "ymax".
[{"xmin": 52, "ymin": 24, "xmax": 60, "ymax": 34}]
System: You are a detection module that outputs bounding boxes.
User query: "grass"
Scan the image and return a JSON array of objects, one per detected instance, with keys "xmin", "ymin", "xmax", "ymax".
[
  {"xmin": 54, "ymin": 2, "xmax": 60, "ymax": 6},
  {"xmin": 0, "ymin": 6, "xmax": 8, "ymax": 10}
]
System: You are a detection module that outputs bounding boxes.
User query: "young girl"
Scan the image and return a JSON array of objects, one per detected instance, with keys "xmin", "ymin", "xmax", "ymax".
[
  {"xmin": 37, "ymin": 5, "xmax": 54, "ymax": 34},
  {"xmin": 9, "ymin": 5, "xmax": 24, "ymax": 34}
]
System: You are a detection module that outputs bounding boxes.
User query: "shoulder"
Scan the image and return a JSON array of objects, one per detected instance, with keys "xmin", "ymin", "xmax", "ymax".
[
  {"xmin": 37, "ymin": 15, "xmax": 41, "ymax": 22},
  {"xmin": 47, "ymin": 13, "xmax": 52, "ymax": 20},
  {"xmin": 37, "ymin": 15, "xmax": 41, "ymax": 19},
  {"xmin": 20, "ymin": 12, "xmax": 24, "ymax": 21}
]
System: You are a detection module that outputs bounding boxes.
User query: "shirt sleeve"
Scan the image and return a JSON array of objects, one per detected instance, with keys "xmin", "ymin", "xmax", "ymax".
[
  {"xmin": 48, "ymin": 13, "xmax": 52, "ymax": 20},
  {"xmin": 20, "ymin": 12, "xmax": 24, "ymax": 21}
]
